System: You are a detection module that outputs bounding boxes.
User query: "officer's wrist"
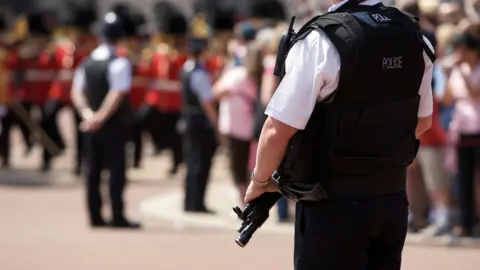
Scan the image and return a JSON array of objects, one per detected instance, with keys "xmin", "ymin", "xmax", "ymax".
[
  {"xmin": 251, "ymin": 168, "xmax": 269, "ymax": 188},
  {"xmin": 81, "ymin": 108, "xmax": 94, "ymax": 120}
]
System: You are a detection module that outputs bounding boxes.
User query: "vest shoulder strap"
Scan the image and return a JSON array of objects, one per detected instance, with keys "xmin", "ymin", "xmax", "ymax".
[{"xmin": 377, "ymin": 7, "xmax": 436, "ymax": 63}]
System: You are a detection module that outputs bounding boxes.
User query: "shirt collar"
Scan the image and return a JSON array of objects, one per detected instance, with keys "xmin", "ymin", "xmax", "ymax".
[{"xmin": 328, "ymin": 0, "xmax": 382, "ymax": 12}]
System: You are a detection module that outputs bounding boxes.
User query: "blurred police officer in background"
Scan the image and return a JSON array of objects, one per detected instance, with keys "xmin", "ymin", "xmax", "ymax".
[
  {"xmin": 244, "ymin": 0, "xmax": 435, "ymax": 268},
  {"xmin": 71, "ymin": 6, "xmax": 140, "ymax": 229},
  {"xmin": 182, "ymin": 16, "xmax": 219, "ymax": 214},
  {"xmin": 109, "ymin": 3, "xmax": 148, "ymax": 169}
]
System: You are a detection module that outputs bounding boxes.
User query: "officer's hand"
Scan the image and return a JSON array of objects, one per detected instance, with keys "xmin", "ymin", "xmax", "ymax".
[
  {"xmin": 244, "ymin": 179, "xmax": 279, "ymax": 204},
  {"xmin": 80, "ymin": 115, "xmax": 104, "ymax": 133}
]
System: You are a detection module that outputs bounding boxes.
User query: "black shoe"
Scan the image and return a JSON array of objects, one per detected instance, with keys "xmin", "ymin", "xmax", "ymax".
[
  {"xmin": 169, "ymin": 166, "xmax": 178, "ymax": 176},
  {"xmin": 41, "ymin": 163, "xmax": 51, "ymax": 173},
  {"xmin": 133, "ymin": 162, "xmax": 141, "ymax": 169},
  {"xmin": 73, "ymin": 167, "xmax": 82, "ymax": 176},
  {"xmin": 109, "ymin": 218, "xmax": 142, "ymax": 229},
  {"xmin": 24, "ymin": 144, "xmax": 33, "ymax": 157},
  {"xmin": 90, "ymin": 219, "xmax": 108, "ymax": 228}
]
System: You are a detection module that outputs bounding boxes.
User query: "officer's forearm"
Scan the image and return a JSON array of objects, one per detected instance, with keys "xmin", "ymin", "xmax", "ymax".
[
  {"xmin": 71, "ymin": 90, "xmax": 91, "ymax": 118},
  {"xmin": 96, "ymin": 91, "xmax": 127, "ymax": 121},
  {"xmin": 201, "ymin": 101, "xmax": 218, "ymax": 129},
  {"xmin": 254, "ymin": 117, "xmax": 297, "ymax": 182}
]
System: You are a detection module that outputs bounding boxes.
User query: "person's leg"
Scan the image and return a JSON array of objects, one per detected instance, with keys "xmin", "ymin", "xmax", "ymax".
[
  {"xmin": 195, "ymin": 131, "xmax": 217, "ymax": 212},
  {"xmin": 366, "ymin": 193, "xmax": 409, "ymax": 270},
  {"xmin": 228, "ymin": 137, "xmax": 250, "ymax": 205},
  {"xmin": 457, "ymin": 145, "xmax": 476, "ymax": 236},
  {"xmin": 170, "ymin": 112, "xmax": 183, "ymax": 174},
  {"xmin": 84, "ymin": 132, "xmax": 105, "ymax": 226},
  {"xmin": 41, "ymin": 100, "xmax": 65, "ymax": 172},
  {"xmin": 131, "ymin": 121, "xmax": 143, "ymax": 168},
  {"xmin": 0, "ymin": 110, "xmax": 13, "ymax": 167},
  {"xmin": 417, "ymin": 147, "xmax": 453, "ymax": 235},
  {"xmin": 73, "ymin": 108, "xmax": 84, "ymax": 175},
  {"xmin": 104, "ymin": 127, "xmax": 127, "ymax": 223},
  {"xmin": 294, "ymin": 198, "xmax": 374, "ymax": 270},
  {"xmin": 14, "ymin": 102, "xmax": 34, "ymax": 154},
  {"xmin": 406, "ymin": 160, "xmax": 430, "ymax": 232},
  {"xmin": 184, "ymin": 130, "xmax": 203, "ymax": 211}
]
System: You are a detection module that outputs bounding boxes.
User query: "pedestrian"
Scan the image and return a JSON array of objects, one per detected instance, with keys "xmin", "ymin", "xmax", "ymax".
[
  {"xmin": 71, "ymin": 6, "xmax": 141, "ymax": 229},
  {"xmin": 213, "ymin": 42, "xmax": 261, "ymax": 205},
  {"xmin": 244, "ymin": 0, "xmax": 435, "ymax": 268}
]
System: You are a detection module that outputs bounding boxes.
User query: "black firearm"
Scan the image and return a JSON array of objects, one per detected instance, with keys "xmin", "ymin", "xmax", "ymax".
[
  {"xmin": 233, "ymin": 16, "xmax": 297, "ymax": 248},
  {"xmin": 233, "ymin": 192, "xmax": 283, "ymax": 247}
]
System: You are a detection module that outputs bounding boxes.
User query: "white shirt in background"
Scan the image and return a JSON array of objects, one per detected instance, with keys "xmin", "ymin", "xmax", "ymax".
[{"xmin": 217, "ymin": 67, "xmax": 257, "ymax": 141}]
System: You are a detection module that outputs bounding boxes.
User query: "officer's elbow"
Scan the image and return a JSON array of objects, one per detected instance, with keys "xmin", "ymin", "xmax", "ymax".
[
  {"xmin": 416, "ymin": 116, "xmax": 432, "ymax": 138},
  {"xmin": 261, "ymin": 117, "xmax": 298, "ymax": 145}
]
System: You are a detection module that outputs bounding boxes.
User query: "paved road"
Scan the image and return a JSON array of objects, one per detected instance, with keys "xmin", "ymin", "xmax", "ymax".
[{"xmin": 0, "ymin": 113, "xmax": 479, "ymax": 270}]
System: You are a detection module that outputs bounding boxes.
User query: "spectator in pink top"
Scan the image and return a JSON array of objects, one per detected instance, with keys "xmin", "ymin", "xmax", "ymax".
[
  {"xmin": 446, "ymin": 33, "xmax": 480, "ymax": 237},
  {"xmin": 213, "ymin": 43, "xmax": 261, "ymax": 205}
]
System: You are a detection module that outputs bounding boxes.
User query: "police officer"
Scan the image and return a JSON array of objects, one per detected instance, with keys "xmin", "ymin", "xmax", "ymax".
[
  {"xmin": 182, "ymin": 16, "xmax": 219, "ymax": 213},
  {"xmin": 71, "ymin": 8, "xmax": 140, "ymax": 229},
  {"xmin": 244, "ymin": 0, "xmax": 435, "ymax": 268}
]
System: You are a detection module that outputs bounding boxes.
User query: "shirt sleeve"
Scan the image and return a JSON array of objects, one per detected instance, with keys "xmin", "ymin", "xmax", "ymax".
[
  {"xmin": 190, "ymin": 70, "xmax": 214, "ymax": 102},
  {"xmin": 417, "ymin": 36, "xmax": 435, "ymax": 118},
  {"xmin": 107, "ymin": 57, "xmax": 132, "ymax": 93},
  {"xmin": 265, "ymin": 31, "xmax": 341, "ymax": 130},
  {"xmin": 72, "ymin": 66, "xmax": 85, "ymax": 92}
]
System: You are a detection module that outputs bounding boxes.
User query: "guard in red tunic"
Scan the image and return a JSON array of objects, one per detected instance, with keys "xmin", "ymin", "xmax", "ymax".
[
  {"xmin": 43, "ymin": 3, "xmax": 97, "ymax": 174},
  {"xmin": 142, "ymin": 2, "xmax": 187, "ymax": 174},
  {"xmin": 0, "ymin": 16, "xmax": 18, "ymax": 167},
  {"xmin": 0, "ymin": 14, "xmax": 40, "ymax": 166},
  {"xmin": 15, "ymin": 12, "xmax": 56, "ymax": 166}
]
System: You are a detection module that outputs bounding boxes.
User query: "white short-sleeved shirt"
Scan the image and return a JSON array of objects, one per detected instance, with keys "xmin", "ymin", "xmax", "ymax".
[
  {"xmin": 72, "ymin": 44, "xmax": 132, "ymax": 93},
  {"xmin": 183, "ymin": 60, "xmax": 214, "ymax": 102},
  {"xmin": 266, "ymin": 0, "xmax": 435, "ymax": 130}
]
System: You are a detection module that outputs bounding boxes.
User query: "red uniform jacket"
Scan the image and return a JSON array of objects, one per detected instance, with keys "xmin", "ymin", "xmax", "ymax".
[
  {"xmin": 0, "ymin": 44, "xmax": 18, "ymax": 104},
  {"xmin": 130, "ymin": 59, "xmax": 151, "ymax": 109},
  {"xmin": 16, "ymin": 50, "xmax": 56, "ymax": 106},
  {"xmin": 116, "ymin": 47, "xmax": 150, "ymax": 109},
  {"xmin": 419, "ymin": 101, "xmax": 447, "ymax": 147},
  {"xmin": 146, "ymin": 50, "xmax": 187, "ymax": 113},
  {"xmin": 49, "ymin": 42, "xmax": 88, "ymax": 104}
]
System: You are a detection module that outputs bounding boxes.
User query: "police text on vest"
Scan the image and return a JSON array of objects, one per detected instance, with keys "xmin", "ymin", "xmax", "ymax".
[
  {"xmin": 371, "ymin": 14, "xmax": 391, "ymax": 22},
  {"xmin": 382, "ymin": 57, "xmax": 403, "ymax": 69}
]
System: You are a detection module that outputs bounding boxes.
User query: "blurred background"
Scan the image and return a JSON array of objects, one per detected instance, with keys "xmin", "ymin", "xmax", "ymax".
[{"xmin": 0, "ymin": 0, "xmax": 480, "ymax": 269}]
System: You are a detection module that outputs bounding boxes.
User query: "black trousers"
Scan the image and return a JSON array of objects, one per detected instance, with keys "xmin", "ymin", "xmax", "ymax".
[
  {"xmin": 294, "ymin": 192, "xmax": 408, "ymax": 270},
  {"xmin": 129, "ymin": 119, "xmax": 143, "ymax": 167},
  {"xmin": 456, "ymin": 134, "xmax": 480, "ymax": 236},
  {"xmin": 0, "ymin": 103, "xmax": 34, "ymax": 165},
  {"xmin": 183, "ymin": 128, "xmax": 217, "ymax": 211},
  {"xmin": 84, "ymin": 125, "xmax": 127, "ymax": 222},
  {"xmin": 144, "ymin": 105, "xmax": 182, "ymax": 168},
  {"xmin": 42, "ymin": 99, "xmax": 83, "ymax": 170}
]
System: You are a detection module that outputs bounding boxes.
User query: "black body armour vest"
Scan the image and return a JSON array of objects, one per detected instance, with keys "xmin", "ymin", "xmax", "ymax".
[
  {"xmin": 275, "ymin": 4, "xmax": 434, "ymax": 200},
  {"xmin": 83, "ymin": 55, "xmax": 133, "ymax": 129},
  {"xmin": 180, "ymin": 61, "xmax": 214, "ymax": 132}
]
